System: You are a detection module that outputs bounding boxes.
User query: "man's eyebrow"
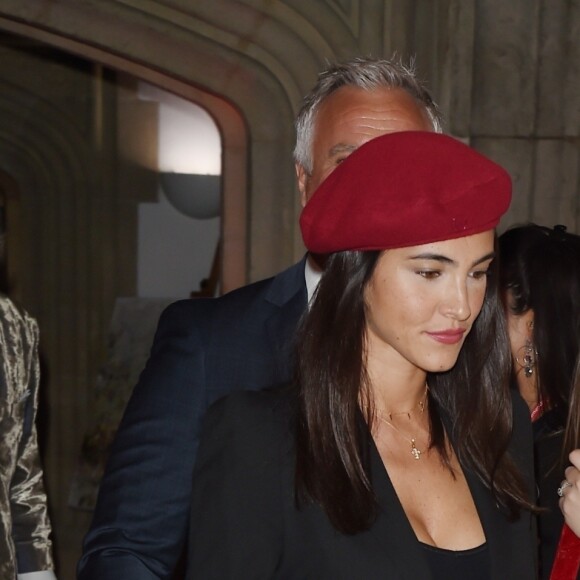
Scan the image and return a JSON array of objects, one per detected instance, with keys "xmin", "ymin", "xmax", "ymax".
[
  {"xmin": 409, "ymin": 251, "xmax": 496, "ymax": 267},
  {"xmin": 328, "ymin": 143, "xmax": 358, "ymax": 156}
]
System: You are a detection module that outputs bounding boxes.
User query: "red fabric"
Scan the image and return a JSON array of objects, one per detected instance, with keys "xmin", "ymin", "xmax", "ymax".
[
  {"xmin": 300, "ymin": 131, "xmax": 512, "ymax": 253},
  {"xmin": 550, "ymin": 524, "xmax": 580, "ymax": 580}
]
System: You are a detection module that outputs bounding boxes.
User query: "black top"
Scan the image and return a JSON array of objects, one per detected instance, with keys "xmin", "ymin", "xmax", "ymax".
[
  {"xmin": 420, "ymin": 542, "xmax": 489, "ymax": 580},
  {"xmin": 187, "ymin": 387, "xmax": 536, "ymax": 579}
]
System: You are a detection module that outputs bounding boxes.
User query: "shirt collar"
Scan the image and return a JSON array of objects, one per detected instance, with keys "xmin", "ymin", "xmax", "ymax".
[{"xmin": 304, "ymin": 255, "xmax": 322, "ymax": 305}]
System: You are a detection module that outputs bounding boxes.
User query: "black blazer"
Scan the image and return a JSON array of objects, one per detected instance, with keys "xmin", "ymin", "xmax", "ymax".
[
  {"xmin": 187, "ymin": 387, "xmax": 537, "ymax": 579},
  {"xmin": 78, "ymin": 260, "xmax": 308, "ymax": 580}
]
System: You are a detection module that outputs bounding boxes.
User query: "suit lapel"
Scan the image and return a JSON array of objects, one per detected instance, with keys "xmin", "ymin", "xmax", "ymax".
[
  {"xmin": 264, "ymin": 258, "xmax": 308, "ymax": 383},
  {"xmin": 265, "ymin": 292, "xmax": 306, "ymax": 382}
]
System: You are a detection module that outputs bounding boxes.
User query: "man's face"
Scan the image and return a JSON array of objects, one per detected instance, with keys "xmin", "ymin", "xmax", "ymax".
[{"xmin": 296, "ymin": 86, "xmax": 434, "ymax": 206}]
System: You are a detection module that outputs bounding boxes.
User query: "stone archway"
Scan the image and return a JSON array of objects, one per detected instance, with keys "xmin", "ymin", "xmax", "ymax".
[{"xmin": 0, "ymin": 19, "xmax": 250, "ymax": 294}]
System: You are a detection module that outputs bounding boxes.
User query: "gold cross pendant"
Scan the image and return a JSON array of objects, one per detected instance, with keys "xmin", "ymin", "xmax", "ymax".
[{"xmin": 410, "ymin": 439, "xmax": 421, "ymax": 460}]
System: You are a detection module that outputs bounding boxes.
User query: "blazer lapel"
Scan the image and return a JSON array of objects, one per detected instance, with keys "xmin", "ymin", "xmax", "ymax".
[
  {"xmin": 463, "ymin": 468, "xmax": 510, "ymax": 580},
  {"xmin": 444, "ymin": 406, "xmax": 535, "ymax": 580},
  {"xmin": 367, "ymin": 436, "xmax": 434, "ymax": 579}
]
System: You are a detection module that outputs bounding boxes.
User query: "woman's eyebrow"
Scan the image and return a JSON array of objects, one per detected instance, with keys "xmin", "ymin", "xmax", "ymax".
[
  {"xmin": 472, "ymin": 252, "xmax": 496, "ymax": 267},
  {"xmin": 409, "ymin": 253, "xmax": 454, "ymax": 264},
  {"xmin": 409, "ymin": 251, "xmax": 496, "ymax": 267}
]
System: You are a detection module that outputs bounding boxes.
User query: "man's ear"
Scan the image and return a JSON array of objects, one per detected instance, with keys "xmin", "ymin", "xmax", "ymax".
[{"xmin": 295, "ymin": 163, "xmax": 309, "ymax": 207}]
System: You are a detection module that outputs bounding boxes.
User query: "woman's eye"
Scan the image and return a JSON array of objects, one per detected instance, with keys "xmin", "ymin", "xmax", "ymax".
[
  {"xmin": 417, "ymin": 270, "xmax": 440, "ymax": 279},
  {"xmin": 471, "ymin": 270, "xmax": 490, "ymax": 280}
]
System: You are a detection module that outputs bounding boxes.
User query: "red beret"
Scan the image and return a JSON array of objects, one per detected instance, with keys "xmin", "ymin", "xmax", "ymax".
[{"xmin": 300, "ymin": 131, "xmax": 512, "ymax": 253}]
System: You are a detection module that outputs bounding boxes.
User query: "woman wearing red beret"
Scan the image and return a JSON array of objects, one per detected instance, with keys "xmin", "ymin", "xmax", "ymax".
[{"xmin": 187, "ymin": 132, "xmax": 537, "ymax": 579}]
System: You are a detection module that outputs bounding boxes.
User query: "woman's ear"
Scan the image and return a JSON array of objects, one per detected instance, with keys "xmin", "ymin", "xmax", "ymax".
[{"xmin": 524, "ymin": 309, "xmax": 535, "ymax": 340}]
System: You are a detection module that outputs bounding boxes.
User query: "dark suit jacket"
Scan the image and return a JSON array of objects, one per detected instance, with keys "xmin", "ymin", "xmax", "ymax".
[
  {"xmin": 77, "ymin": 260, "xmax": 308, "ymax": 580},
  {"xmin": 187, "ymin": 387, "xmax": 537, "ymax": 579}
]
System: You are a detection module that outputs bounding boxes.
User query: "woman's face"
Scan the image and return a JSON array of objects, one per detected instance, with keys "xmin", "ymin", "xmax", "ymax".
[
  {"xmin": 504, "ymin": 293, "xmax": 534, "ymax": 386},
  {"xmin": 364, "ymin": 230, "xmax": 495, "ymax": 374}
]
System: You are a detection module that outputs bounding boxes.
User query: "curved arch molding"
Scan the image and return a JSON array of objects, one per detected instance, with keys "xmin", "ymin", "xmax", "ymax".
[{"xmin": 0, "ymin": 0, "xmax": 376, "ymax": 283}]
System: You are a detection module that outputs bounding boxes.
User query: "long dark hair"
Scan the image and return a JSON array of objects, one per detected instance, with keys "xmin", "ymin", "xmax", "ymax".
[
  {"xmin": 294, "ymin": 246, "xmax": 533, "ymax": 534},
  {"xmin": 499, "ymin": 224, "xmax": 580, "ymax": 454}
]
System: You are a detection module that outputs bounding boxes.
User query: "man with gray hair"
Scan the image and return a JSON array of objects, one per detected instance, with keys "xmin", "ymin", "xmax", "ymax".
[{"xmin": 78, "ymin": 56, "xmax": 442, "ymax": 580}]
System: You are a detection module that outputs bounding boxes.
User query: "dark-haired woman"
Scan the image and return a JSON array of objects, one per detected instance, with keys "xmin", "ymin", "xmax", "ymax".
[
  {"xmin": 187, "ymin": 132, "xmax": 536, "ymax": 579},
  {"xmin": 499, "ymin": 223, "xmax": 580, "ymax": 578}
]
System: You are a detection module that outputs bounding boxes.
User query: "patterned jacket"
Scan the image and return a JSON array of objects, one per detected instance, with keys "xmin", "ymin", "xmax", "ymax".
[{"xmin": 0, "ymin": 296, "xmax": 54, "ymax": 578}]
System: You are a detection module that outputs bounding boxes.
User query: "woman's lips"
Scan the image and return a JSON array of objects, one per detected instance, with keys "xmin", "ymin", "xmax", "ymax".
[{"xmin": 426, "ymin": 329, "xmax": 466, "ymax": 344}]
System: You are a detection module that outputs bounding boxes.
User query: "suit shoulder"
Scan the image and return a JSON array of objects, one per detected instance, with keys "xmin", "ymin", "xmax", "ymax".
[
  {"xmin": 157, "ymin": 261, "xmax": 305, "ymax": 334},
  {"xmin": 158, "ymin": 275, "xmax": 277, "ymax": 322}
]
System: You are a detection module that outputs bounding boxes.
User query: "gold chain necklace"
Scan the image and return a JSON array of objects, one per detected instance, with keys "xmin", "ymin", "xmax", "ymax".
[{"xmin": 377, "ymin": 387, "xmax": 428, "ymax": 461}]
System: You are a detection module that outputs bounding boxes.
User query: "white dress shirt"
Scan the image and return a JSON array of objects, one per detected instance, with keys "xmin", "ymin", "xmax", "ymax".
[{"xmin": 304, "ymin": 255, "xmax": 322, "ymax": 305}]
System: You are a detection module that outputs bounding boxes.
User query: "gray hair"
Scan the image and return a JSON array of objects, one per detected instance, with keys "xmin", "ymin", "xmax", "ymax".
[{"xmin": 293, "ymin": 57, "xmax": 443, "ymax": 173}]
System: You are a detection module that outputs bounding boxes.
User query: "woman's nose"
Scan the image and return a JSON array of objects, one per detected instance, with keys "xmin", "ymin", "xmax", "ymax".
[{"xmin": 442, "ymin": 281, "xmax": 471, "ymax": 321}]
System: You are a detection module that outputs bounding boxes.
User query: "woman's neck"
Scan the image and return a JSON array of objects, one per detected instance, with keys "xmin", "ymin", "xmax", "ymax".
[
  {"xmin": 368, "ymin": 368, "xmax": 428, "ymax": 415},
  {"xmin": 516, "ymin": 369, "xmax": 538, "ymax": 412}
]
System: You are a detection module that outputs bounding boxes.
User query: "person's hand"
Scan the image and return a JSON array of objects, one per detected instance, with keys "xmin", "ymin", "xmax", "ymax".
[{"xmin": 560, "ymin": 449, "xmax": 580, "ymax": 537}]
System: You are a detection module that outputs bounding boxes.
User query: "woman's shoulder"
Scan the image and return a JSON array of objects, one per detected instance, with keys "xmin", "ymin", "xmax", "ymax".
[
  {"xmin": 509, "ymin": 389, "xmax": 533, "ymax": 448},
  {"xmin": 508, "ymin": 389, "xmax": 535, "ymax": 479},
  {"xmin": 200, "ymin": 385, "xmax": 297, "ymax": 455},
  {"xmin": 210, "ymin": 384, "xmax": 295, "ymax": 418},
  {"xmin": 510, "ymin": 388, "xmax": 531, "ymax": 426}
]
